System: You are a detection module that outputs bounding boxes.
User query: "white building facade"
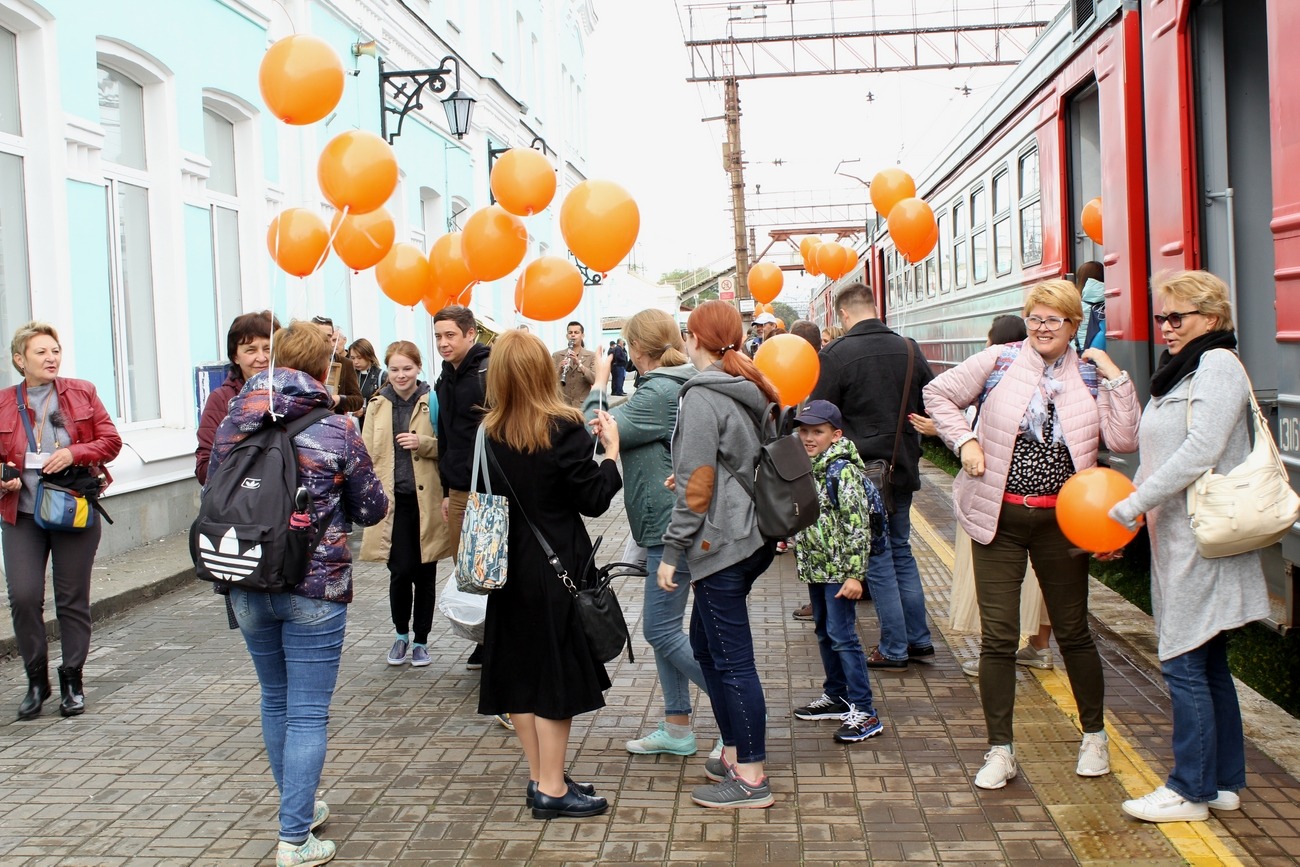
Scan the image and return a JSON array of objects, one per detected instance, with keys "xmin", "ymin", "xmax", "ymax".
[{"xmin": 0, "ymin": 0, "xmax": 597, "ymax": 556}]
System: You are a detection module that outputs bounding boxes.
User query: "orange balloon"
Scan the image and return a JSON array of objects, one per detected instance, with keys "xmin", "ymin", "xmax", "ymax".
[
  {"xmin": 754, "ymin": 334, "xmax": 821, "ymax": 407},
  {"xmin": 258, "ymin": 35, "xmax": 344, "ymax": 125},
  {"xmin": 747, "ymin": 262, "xmax": 783, "ymax": 304},
  {"xmin": 451, "ymin": 283, "xmax": 474, "ymax": 306},
  {"xmin": 421, "ymin": 288, "xmax": 450, "ymax": 317},
  {"xmin": 490, "ymin": 148, "xmax": 557, "ymax": 217},
  {"xmin": 816, "ymin": 242, "xmax": 851, "ymax": 280},
  {"xmin": 429, "ymin": 232, "xmax": 476, "ymax": 300},
  {"xmin": 888, "ymin": 198, "xmax": 939, "ymax": 262},
  {"xmin": 375, "ymin": 243, "xmax": 432, "ymax": 307},
  {"xmin": 463, "ymin": 205, "xmax": 529, "ymax": 282},
  {"xmin": 560, "ymin": 179, "xmax": 640, "ymax": 272},
  {"xmin": 318, "ymin": 130, "xmax": 398, "ymax": 215},
  {"xmin": 870, "ymin": 168, "xmax": 917, "ymax": 218},
  {"xmin": 755, "ymin": 302, "xmax": 775, "ymax": 315},
  {"xmin": 799, "ymin": 236, "xmax": 822, "ymax": 263},
  {"xmin": 1082, "ymin": 197, "xmax": 1103, "ymax": 245},
  {"xmin": 266, "ymin": 208, "xmax": 329, "ymax": 277},
  {"xmin": 331, "ymin": 207, "xmax": 395, "ymax": 271},
  {"xmin": 1056, "ymin": 467, "xmax": 1138, "ymax": 553},
  {"xmin": 515, "ymin": 256, "xmax": 584, "ymax": 321},
  {"xmin": 844, "ymin": 247, "xmax": 861, "ymax": 274}
]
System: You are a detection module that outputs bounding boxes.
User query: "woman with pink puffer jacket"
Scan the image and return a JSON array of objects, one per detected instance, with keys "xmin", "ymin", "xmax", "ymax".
[{"xmin": 924, "ymin": 279, "xmax": 1139, "ymax": 793}]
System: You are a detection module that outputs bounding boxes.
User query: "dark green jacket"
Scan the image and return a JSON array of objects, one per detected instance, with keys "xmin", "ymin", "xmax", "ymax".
[{"xmin": 583, "ymin": 363, "xmax": 696, "ymax": 547}]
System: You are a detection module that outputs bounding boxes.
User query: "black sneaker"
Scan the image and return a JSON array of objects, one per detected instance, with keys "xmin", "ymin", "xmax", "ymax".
[
  {"xmin": 466, "ymin": 645, "xmax": 484, "ymax": 670},
  {"xmin": 793, "ymin": 693, "xmax": 851, "ymax": 720},
  {"xmin": 908, "ymin": 644, "xmax": 936, "ymax": 663},
  {"xmin": 834, "ymin": 705, "xmax": 885, "ymax": 743}
]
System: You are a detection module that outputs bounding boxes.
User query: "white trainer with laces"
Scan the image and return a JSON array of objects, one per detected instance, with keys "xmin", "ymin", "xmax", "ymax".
[
  {"xmin": 1122, "ymin": 785, "xmax": 1210, "ymax": 823},
  {"xmin": 1208, "ymin": 790, "xmax": 1241, "ymax": 811},
  {"xmin": 1076, "ymin": 730, "xmax": 1111, "ymax": 777},
  {"xmin": 974, "ymin": 745, "xmax": 1017, "ymax": 789}
]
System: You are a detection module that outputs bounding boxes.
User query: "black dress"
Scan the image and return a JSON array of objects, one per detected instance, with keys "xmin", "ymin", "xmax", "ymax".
[{"xmin": 477, "ymin": 418, "xmax": 622, "ymax": 719}]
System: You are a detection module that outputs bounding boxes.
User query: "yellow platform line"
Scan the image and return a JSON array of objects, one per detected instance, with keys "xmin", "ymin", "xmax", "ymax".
[{"xmin": 910, "ymin": 507, "xmax": 1244, "ymax": 867}]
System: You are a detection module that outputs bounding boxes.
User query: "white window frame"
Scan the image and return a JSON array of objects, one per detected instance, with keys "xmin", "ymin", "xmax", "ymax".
[
  {"xmin": 0, "ymin": 20, "xmax": 31, "ymax": 371},
  {"xmin": 201, "ymin": 90, "xmax": 259, "ymax": 346}
]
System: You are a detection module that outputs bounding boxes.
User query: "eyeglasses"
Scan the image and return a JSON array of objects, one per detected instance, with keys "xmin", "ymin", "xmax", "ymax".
[
  {"xmin": 1023, "ymin": 315, "xmax": 1068, "ymax": 332},
  {"xmin": 1154, "ymin": 310, "xmax": 1204, "ymax": 329}
]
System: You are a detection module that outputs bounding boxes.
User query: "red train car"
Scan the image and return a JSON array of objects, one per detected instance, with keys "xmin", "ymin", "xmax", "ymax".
[{"xmin": 827, "ymin": 0, "xmax": 1299, "ymax": 628}]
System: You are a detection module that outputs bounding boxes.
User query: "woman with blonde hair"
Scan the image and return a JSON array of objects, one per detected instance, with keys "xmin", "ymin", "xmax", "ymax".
[
  {"xmin": 925, "ymin": 280, "xmax": 1139, "ymax": 790},
  {"xmin": 585, "ymin": 309, "xmax": 702, "ymax": 757},
  {"xmin": 659, "ymin": 299, "xmax": 780, "ymax": 809},
  {"xmin": 476, "ymin": 329, "xmax": 623, "ymax": 819},
  {"xmin": 361, "ymin": 341, "xmax": 451, "ymax": 668}
]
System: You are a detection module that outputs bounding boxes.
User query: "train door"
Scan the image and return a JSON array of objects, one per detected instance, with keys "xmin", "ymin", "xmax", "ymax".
[
  {"xmin": 1192, "ymin": 0, "xmax": 1277, "ymax": 386},
  {"xmin": 1066, "ymin": 81, "xmax": 1104, "ymax": 272}
]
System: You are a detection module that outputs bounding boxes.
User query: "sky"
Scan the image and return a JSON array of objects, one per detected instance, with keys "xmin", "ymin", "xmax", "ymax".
[{"xmin": 584, "ymin": 0, "xmax": 1067, "ymax": 304}]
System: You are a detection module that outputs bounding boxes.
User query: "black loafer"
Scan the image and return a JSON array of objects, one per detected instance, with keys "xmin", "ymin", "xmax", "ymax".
[
  {"xmin": 531, "ymin": 783, "xmax": 608, "ymax": 819},
  {"xmin": 525, "ymin": 775, "xmax": 596, "ymax": 807},
  {"xmin": 907, "ymin": 644, "xmax": 936, "ymax": 662}
]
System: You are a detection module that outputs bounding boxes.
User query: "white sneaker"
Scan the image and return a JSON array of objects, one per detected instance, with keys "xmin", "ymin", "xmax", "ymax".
[
  {"xmin": 1122, "ymin": 785, "xmax": 1209, "ymax": 823},
  {"xmin": 1208, "ymin": 790, "xmax": 1241, "ymax": 811},
  {"xmin": 1014, "ymin": 643, "xmax": 1054, "ymax": 669},
  {"xmin": 1076, "ymin": 730, "xmax": 1111, "ymax": 777},
  {"xmin": 961, "ymin": 658, "xmax": 980, "ymax": 677},
  {"xmin": 974, "ymin": 745, "xmax": 1017, "ymax": 789}
]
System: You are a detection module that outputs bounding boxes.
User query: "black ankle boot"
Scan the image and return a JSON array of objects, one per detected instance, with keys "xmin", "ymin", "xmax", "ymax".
[
  {"xmin": 57, "ymin": 666, "xmax": 85, "ymax": 717},
  {"xmin": 17, "ymin": 657, "xmax": 50, "ymax": 720}
]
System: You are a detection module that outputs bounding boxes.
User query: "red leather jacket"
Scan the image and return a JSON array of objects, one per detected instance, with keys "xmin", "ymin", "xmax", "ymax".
[{"xmin": 0, "ymin": 377, "xmax": 122, "ymax": 525}]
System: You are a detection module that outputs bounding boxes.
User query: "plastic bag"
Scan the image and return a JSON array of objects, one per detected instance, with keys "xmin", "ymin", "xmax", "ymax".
[{"xmin": 438, "ymin": 572, "xmax": 487, "ymax": 643}]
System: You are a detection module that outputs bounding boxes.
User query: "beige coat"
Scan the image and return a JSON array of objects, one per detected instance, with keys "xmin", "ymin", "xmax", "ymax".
[{"xmin": 360, "ymin": 390, "xmax": 453, "ymax": 563}]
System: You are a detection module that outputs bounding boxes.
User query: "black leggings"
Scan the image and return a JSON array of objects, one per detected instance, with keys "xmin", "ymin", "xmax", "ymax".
[{"xmin": 388, "ymin": 493, "xmax": 437, "ymax": 644}]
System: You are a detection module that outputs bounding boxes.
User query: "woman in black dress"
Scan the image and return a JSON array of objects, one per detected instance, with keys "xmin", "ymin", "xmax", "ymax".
[{"xmin": 476, "ymin": 329, "xmax": 622, "ymax": 820}]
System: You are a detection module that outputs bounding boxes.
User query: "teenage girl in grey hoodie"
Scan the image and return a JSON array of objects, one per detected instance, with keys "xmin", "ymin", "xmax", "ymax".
[{"xmin": 657, "ymin": 300, "xmax": 781, "ymax": 810}]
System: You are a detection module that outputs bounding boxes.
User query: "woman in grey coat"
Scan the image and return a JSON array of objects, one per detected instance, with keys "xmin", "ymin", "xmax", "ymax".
[
  {"xmin": 1109, "ymin": 270, "xmax": 1269, "ymax": 824},
  {"xmin": 584, "ymin": 309, "xmax": 701, "ymax": 757}
]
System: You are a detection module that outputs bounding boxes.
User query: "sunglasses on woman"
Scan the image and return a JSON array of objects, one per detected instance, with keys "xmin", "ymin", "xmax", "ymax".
[{"xmin": 1153, "ymin": 310, "xmax": 1204, "ymax": 329}]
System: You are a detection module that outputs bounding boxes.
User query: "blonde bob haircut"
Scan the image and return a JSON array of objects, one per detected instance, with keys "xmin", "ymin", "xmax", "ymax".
[
  {"xmin": 1153, "ymin": 270, "xmax": 1234, "ymax": 332},
  {"xmin": 1023, "ymin": 279, "xmax": 1083, "ymax": 323},
  {"xmin": 623, "ymin": 308, "xmax": 687, "ymax": 369},
  {"xmin": 482, "ymin": 329, "xmax": 583, "ymax": 453},
  {"xmin": 271, "ymin": 321, "xmax": 332, "ymax": 382},
  {"xmin": 10, "ymin": 321, "xmax": 60, "ymax": 374}
]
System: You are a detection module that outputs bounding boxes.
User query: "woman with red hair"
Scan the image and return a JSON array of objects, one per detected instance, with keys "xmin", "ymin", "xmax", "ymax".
[{"xmin": 658, "ymin": 300, "xmax": 780, "ymax": 809}]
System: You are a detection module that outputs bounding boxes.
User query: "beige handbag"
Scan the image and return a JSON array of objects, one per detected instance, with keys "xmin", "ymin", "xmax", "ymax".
[{"xmin": 1186, "ymin": 356, "xmax": 1300, "ymax": 558}]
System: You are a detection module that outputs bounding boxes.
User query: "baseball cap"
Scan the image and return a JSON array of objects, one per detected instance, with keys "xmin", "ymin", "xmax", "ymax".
[
  {"xmin": 753, "ymin": 312, "xmax": 777, "ymax": 325},
  {"xmin": 794, "ymin": 399, "xmax": 844, "ymax": 430}
]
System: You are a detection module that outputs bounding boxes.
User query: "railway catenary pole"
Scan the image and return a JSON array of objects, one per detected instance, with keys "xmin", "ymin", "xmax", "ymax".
[{"xmin": 724, "ymin": 76, "xmax": 751, "ymax": 302}]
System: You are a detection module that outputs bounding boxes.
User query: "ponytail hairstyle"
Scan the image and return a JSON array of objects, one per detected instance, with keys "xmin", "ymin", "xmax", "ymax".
[
  {"xmin": 687, "ymin": 300, "xmax": 780, "ymax": 405},
  {"xmin": 623, "ymin": 308, "xmax": 687, "ymax": 368}
]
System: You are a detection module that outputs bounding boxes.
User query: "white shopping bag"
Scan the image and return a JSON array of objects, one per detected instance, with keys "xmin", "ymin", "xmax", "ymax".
[{"xmin": 437, "ymin": 572, "xmax": 487, "ymax": 643}]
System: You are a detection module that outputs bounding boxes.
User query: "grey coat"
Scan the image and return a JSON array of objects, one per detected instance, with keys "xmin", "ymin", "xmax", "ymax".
[{"xmin": 1110, "ymin": 349, "xmax": 1270, "ymax": 660}]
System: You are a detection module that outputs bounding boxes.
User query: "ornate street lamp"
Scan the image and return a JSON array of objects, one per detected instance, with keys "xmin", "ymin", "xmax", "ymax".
[{"xmin": 352, "ymin": 41, "xmax": 475, "ymax": 144}]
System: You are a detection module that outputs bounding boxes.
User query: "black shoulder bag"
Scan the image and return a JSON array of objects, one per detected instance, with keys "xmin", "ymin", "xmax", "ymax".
[{"xmin": 857, "ymin": 338, "xmax": 915, "ymax": 513}]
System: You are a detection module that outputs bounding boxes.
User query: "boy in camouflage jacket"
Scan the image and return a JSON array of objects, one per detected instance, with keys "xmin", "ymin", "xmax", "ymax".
[{"xmin": 790, "ymin": 400, "xmax": 887, "ymax": 743}]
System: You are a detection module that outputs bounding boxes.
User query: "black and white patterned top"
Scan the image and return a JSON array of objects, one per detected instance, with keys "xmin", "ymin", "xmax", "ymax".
[{"xmin": 1004, "ymin": 403, "xmax": 1076, "ymax": 495}]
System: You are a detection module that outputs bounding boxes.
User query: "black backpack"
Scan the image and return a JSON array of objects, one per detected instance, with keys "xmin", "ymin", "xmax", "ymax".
[
  {"xmin": 719, "ymin": 403, "xmax": 820, "ymax": 540},
  {"xmin": 190, "ymin": 408, "xmax": 333, "ymax": 592}
]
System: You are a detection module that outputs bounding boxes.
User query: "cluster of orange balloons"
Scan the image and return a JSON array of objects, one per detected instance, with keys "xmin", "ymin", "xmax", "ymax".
[
  {"xmin": 754, "ymin": 334, "xmax": 821, "ymax": 407},
  {"xmin": 1082, "ymin": 197, "xmax": 1103, "ymax": 245},
  {"xmin": 871, "ymin": 168, "xmax": 938, "ymax": 263},
  {"xmin": 798, "ymin": 237, "xmax": 860, "ymax": 281},
  {"xmin": 1055, "ymin": 467, "xmax": 1138, "ymax": 553}
]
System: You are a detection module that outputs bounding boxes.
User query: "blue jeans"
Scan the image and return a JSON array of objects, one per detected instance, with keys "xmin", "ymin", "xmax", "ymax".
[
  {"xmin": 808, "ymin": 583, "xmax": 875, "ymax": 714},
  {"xmin": 689, "ymin": 544, "xmax": 775, "ymax": 764},
  {"xmin": 1161, "ymin": 632, "xmax": 1246, "ymax": 802},
  {"xmin": 231, "ymin": 589, "xmax": 347, "ymax": 844},
  {"xmin": 644, "ymin": 545, "xmax": 706, "ymax": 717},
  {"xmin": 864, "ymin": 489, "xmax": 932, "ymax": 660}
]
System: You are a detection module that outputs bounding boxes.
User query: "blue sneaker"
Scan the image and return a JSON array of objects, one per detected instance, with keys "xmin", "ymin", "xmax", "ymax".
[
  {"xmin": 410, "ymin": 645, "xmax": 431, "ymax": 667},
  {"xmin": 626, "ymin": 723, "xmax": 698, "ymax": 756},
  {"xmin": 386, "ymin": 638, "xmax": 409, "ymax": 666},
  {"xmin": 276, "ymin": 832, "xmax": 335, "ymax": 867},
  {"xmin": 834, "ymin": 705, "xmax": 884, "ymax": 743}
]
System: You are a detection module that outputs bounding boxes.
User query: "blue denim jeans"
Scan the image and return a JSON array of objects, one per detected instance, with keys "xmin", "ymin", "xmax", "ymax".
[
  {"xmin": 230, "ymin": 589, "xmax": 347, "ymax": 844},
  {"xmin": 864, "ymin": 489, "xmax": 932, "ymax": 660},
  {"xmin": 644, "ymin": 545, "xmax": 706, "ymax": 717},
  {"xmin": 689, "ymin": 544, "xmax": 775, "ymax": 764},
  {"xmin": 808, "ymin": 583, "xmax": 875, "ymax": 713},
  {"xmin": 1161, "ymin": 632, "xmax": 1246, "ymax": 803}
]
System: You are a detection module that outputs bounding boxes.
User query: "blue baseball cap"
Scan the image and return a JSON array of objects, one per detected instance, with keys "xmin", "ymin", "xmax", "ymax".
[{"xmin": 794, "ymin": 399, "xmax": 844, "ymax": 430}]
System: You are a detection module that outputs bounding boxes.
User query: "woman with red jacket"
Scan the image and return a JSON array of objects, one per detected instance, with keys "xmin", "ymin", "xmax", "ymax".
[
  {"xmin": 0, "ymin": 322, "xmax": 121, "ymax": 720},
  {"xmin": 195, "ymin": 310, "xmax": 278, "ymax": 485}
]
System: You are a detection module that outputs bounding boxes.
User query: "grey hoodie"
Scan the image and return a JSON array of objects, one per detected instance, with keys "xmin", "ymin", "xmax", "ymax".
[{"xmin": 661, "ymin": 365, "xmax": 769, "ymax": 579}]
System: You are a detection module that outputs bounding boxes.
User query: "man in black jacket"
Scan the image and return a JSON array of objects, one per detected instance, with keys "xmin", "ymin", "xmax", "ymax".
[
  {"xmin": 433, "ymin": 305, "xmax": 491, "ymax": 671},
  {"xmin": 810, "ymin": 283, "xmax": 936, "ymax": 672}
]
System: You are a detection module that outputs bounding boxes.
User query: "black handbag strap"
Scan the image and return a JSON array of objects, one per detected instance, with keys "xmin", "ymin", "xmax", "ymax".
[
  {"xmin": 16, "ymin": 383, "xmax": 39, "ymax": 453},
  {"xmin": 482, "ymin": 436, "xmax": 575, "ymax": 591},
  {"xmin": 889, "ymin": 339, "xmax": 916, "ymax": 473}
]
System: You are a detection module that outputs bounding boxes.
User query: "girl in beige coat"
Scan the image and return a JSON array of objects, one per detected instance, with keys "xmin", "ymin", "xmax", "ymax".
[{"xmin": 362, "ymin": 342, "xmax": 452, "ymax": 668}]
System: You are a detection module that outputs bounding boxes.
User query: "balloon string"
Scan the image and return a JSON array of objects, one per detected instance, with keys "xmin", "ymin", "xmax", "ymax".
[
  {"xmin": 312, "ymin": 204, "xmax": 349, "ymax": 276},
  {"xmin": 268, "ymin": 216, "xmax": 281, "ymax": 421}
]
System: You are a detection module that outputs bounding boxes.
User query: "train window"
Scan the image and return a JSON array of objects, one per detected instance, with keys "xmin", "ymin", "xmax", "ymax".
[
  {"xmin": 972, "ymin": 229, "xmax": 989, "ymax": 283},
  {"xmin": 970, "ymin": 186, "xmax": 986, "ymax": 229},
  {"xmin": 952, "ymin": 239, "xmax": 968, "ymax": 289},
  {"xmin": 925, "ymin": 257, "xmax": 938, "ymax": 297},
  {"xmin": 993, "ymin": 169, "xmax": 1010, "ymax": 215},
  {"xmin": 1018, "ymin": 146, "xmax": 1043, "ymax": 266},
  {"xmin": 952, "ymin": 201, "xmax": 964, "ymax": 234},
  {"xmin": 937, "ymin": 221, "xmax": 950, "ymax": 293},
  {"xmin": 1019, "ymin": 148, "xmax": 1039, "ymax": 195},
  {"xmin": 994, "ymin": 217, "xmax": 1013, "ymax": 275},
  {"xmin": 911, "ymin": 264, "xmax": 922, "ymax": 301}
]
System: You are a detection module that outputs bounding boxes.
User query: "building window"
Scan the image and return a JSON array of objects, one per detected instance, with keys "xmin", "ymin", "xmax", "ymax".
[
  {"xmin": 992, "ymin": 167, "xmax": 1012, "ymax": 276},
  {"xmin": 1019, "ymin": 146, "xmax": 1043, "ymax": 266},
  {"xmin": 203, "ymin": 107, "xmax": 242, "ymax": 339},
  {"xmin": 0, "ymin": 25, "xmax": 31, "ymax": 366},
  {"xmin": 98, "ymin": 63, "xmax": 159, "ymax": 422}
]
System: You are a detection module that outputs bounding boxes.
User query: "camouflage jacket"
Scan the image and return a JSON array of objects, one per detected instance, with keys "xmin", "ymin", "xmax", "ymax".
[{"xmin": 794, "ymin": 437, "xmax": 878, "ymax": 585}]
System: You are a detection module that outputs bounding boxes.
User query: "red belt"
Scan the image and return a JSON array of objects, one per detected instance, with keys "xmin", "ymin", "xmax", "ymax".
[{"xmin": 1003, "ymin": 492, "xmax": 1058, "ymax": 509}]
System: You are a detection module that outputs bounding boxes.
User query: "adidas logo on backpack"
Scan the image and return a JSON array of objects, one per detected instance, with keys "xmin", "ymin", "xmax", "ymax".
[{"xmin": 196, "ymin": 527, "xmax": 264, "ymax": 583}]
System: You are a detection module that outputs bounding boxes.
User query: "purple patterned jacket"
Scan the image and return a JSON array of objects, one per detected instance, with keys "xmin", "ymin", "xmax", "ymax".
[{"xmin": 208, "ymin": 368, "xmax": 388, "ymax": 603}]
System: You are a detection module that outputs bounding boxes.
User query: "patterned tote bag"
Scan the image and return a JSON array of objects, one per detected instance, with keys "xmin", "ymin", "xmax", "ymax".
[{"xmin": 455, "ymin": 425, "xmax": 510, "ymax": 594}]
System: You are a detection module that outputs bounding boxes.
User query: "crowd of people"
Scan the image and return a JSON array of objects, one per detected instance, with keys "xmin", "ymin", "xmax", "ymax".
[{"xmin": 2, "ymin": 265, "xmax": 1273, "ymax": 862}]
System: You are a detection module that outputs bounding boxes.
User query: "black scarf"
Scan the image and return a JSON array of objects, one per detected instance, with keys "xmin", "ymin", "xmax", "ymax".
[{"xmin": 1149, "ymin": 330, "xmax": 1238, "ymax": 397}]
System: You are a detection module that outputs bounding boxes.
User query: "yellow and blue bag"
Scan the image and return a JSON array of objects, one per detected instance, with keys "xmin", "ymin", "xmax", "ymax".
[{"xmin": 34, "ymin": 479, "xmax": 95, "ymax": 531}]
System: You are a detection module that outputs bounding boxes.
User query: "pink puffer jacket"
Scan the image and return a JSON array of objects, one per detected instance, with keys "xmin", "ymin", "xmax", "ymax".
[{"xmin": 924, "ymin": 343, "xmax": 1140, "ymax": 544}]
